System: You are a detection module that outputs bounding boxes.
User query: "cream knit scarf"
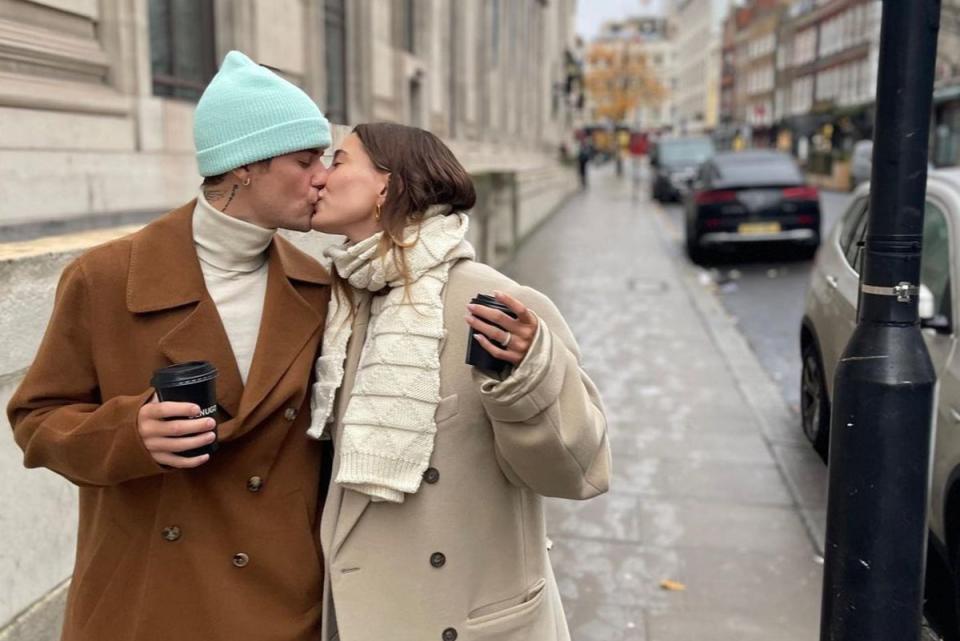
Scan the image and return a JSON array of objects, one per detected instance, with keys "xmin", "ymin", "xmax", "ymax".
[{"xmin": 308, "ymin": 206, "xmax": 475, "ymax": 503}]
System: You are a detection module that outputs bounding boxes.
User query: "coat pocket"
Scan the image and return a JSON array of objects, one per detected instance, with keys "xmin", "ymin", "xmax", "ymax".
[
  {"xmin": 465, "ymin": 578, "xmax": 547, "ymax": 635},
  {"xmin": 434, "ymin": 393, "xmax": 460, "ymax": 424}
]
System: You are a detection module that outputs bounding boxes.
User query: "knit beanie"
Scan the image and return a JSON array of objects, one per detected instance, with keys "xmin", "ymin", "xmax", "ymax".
[{"xmin": 194, "ymin": 50, "xmax": 332, "ymax": 176}]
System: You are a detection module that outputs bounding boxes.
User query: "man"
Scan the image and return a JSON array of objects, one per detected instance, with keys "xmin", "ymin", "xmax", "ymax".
[{"xmin": 7, "ymin": 51, "xmax": 332, "ymax": 640}]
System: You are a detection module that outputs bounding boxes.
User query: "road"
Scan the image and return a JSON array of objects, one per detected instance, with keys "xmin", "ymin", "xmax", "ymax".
[{"xmin": 658, "ymin": 190, "xmax": 853, "ymax": 413}]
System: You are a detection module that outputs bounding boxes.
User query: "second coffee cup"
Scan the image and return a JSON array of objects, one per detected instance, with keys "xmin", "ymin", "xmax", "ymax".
[
  {"xmin": 151, "ymin": 361, "xmax": 219, "ymax": 457},
  {"xmin": 465, "ymin": 293, "xmax": 518, "ymax": 375}
]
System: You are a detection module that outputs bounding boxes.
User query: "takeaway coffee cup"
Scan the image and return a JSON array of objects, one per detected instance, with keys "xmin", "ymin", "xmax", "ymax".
[
  {"xmin": 150, "ymin": 361, "xmax": 219, "ymax": 457},
  {"xmin": 465, "ymin": 294, "xmax": 518, "ymax": 375}
]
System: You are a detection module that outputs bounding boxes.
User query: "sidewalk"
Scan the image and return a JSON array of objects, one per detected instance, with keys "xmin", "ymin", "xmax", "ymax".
[{"xmin": 503, "ymin": 166, "xmax": 826, "ymax": 640}]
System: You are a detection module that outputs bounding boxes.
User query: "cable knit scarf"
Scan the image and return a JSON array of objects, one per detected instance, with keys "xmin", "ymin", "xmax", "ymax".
[{"xmin": 307, "ymin": 206, "xmax": 475, "ymax": 503}]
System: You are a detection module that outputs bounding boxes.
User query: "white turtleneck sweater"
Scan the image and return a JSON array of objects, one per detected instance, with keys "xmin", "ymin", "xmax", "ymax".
[{"xmin": 192, "ymin": 193, "xmax": 274, "ymax": 384}]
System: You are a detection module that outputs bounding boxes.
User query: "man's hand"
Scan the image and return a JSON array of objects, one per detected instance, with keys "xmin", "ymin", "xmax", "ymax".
[{"xmin": 138, "ymin": 394, "xmax": 216, "ymax": 468}]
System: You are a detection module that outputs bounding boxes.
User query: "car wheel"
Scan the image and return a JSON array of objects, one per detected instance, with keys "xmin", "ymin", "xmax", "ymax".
[
  {"xmin": 797, "ymin": 242, "xmax": 820, "ymax": 261},
  {"xmin": 685, "ymin": 232, "xmax": 707, "ymax": 264},
  {"xmin": 801, "ymin": 340, "xmax": 830, "ymax": 461}
]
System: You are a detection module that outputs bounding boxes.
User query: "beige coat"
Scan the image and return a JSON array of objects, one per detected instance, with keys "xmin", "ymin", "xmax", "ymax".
[
  {"xmin": 320, "ymin": 260, "xmax": 610, "ymax": 641},
  {"xmin": 7, "ymin": 203, "xmax": 332, "ymax": 641}
]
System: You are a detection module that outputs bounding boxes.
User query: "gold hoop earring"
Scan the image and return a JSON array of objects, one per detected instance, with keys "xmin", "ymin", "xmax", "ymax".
[
  {"xmin": 242, "ymin": 177, "xmax": 251, "ymax": 187},
  {"xmin": 375, "ymin": 203, "xmax": 382, "ymax": 222}
]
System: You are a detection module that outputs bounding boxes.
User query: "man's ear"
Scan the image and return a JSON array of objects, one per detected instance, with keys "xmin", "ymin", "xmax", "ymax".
[{"xmin": 231, "ymin": 165, "xmax": 252, "ymax": 184}]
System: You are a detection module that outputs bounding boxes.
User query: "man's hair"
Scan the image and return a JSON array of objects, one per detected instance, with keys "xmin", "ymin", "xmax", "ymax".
[{"xmin": 200, "ymin": 158, "xmax": 273, "ymax": 185}]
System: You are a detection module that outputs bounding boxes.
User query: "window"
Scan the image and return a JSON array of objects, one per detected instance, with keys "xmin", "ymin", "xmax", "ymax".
[
  {"xmin": 149, "ymin": 0, "xmax": 216, "ymax": 101},
  {"xmin": 489, "ymin": 0, "xmax": 500, "ymax": 65},
  {"xmin": 840, "ymin": 198, "xmax": 869, "ymax": 271},
  {"xmin": 404, "ymin": 0, "xmax": 416, "ymax": 53},
  {"xmin": 920, "ymin": 202, "xmax": 953, "ymax": 325},
  {"xmin": 325, "ymin": 0, "xmax": 348, "ymax": 124}
]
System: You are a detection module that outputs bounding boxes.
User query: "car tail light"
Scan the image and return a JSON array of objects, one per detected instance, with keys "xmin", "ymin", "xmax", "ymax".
[
  {"xmin": 704, "ymin": 218, "xmax": 723, "ymax": 229},
  {"xmin": 783, "ymin": 186, "xmax": 819, "ymax": 201},
  {"xmin": 797, "ymin": 214, "xmax": 817, "ymax": 225},
  {"xmin": 695, "ymin": 190, "xmax": 738, "ymax": 205}
]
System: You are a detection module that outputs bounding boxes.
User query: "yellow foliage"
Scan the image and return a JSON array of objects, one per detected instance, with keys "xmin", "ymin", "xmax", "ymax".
[{"xmin": 585, "ymin": 42, "xmax": 667, "ymax": 122}]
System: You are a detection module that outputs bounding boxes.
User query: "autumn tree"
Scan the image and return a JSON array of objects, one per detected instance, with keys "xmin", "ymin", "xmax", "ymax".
[{"xmin": 585, "ymin": 42, "xmax": 667, "ymax": 123}]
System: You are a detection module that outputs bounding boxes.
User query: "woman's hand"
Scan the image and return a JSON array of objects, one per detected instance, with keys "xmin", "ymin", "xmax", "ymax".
[{"xmin": 465, "ymin": 290, "xmax": 539, "ymax": 366}]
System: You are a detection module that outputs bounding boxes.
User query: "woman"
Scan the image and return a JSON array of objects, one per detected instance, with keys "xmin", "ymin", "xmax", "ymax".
[{"xmin": 308, "ymin": 122, "xmax": 610, "ymax": 641}]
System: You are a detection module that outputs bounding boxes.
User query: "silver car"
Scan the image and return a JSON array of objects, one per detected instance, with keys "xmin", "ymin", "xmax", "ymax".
[{"xmin": 800, "ymin": 169, "xmax": 959, "ymax": 624}]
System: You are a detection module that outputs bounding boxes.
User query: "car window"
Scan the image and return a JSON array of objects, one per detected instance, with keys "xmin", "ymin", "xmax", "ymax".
[
  {"xmin": 840, "ymin": 198, "xmax": 869, "ymax": 270},
  {"xmin": 715, "ymin": 156, "xmax": 803, "ymax": 185},
  {"xmin": 920, "ymin": 201, "xmax": 952, "ymax": 324},
  {"xmin": 659, "ymin": 139, "xmax": 715, "ymax": 165}
]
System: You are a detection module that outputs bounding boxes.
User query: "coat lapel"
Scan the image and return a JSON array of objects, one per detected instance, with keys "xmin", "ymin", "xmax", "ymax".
[
  {"xmin": 128, "ymin": 201, "xmax": 244, "ymax": 419},
  {"xmin": 329, "ymin": 298, "xmax": 374, "ymax": 556},
  {"xmin": 233, "ymin": 236, "xmax": 330, "ymax": 436},
  {"xmin": 157, "ymin": 298, "xmax": 245, "ymax": 419}
]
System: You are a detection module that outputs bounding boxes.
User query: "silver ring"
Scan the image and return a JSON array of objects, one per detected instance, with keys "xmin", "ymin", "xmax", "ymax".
[{"xmin": 502, "ymin": 331, "xmax": 513, "ymax": 349}]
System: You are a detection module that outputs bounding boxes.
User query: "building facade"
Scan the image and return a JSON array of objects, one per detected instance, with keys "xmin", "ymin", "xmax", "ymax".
[
  {"xmin": 669, "ymin": 0, "xmax": 733, "ymax": 134},
  {"xmin": 772, "ymin": 0, "xmax": 880, "ymax": 167},
  {"xmin": 0, "ymin": 0, "xmax": 577, "ymax": 241}
]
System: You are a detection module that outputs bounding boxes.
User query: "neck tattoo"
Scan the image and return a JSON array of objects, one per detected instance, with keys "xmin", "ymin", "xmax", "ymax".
[{"xmin": 220, "ymin": 184, "xmax": 240, "ymax": 213}]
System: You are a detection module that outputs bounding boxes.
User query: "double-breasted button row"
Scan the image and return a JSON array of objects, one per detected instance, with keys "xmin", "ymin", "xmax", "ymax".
[
  {"xmin": 247, "ymin": 475, "xmax": 263, "ymax": 492},
  {"xmin": 423, "ymin": 467, "xmax": 440, "ymax": 484},
  {"xmin": 442, "ymin": 628, "xmax": 458, "ymax": 641},
  {"xmin": 161, "ymin": 526, "xmax": 181, "ymax": 542},
  {"xmin": 232, "ymin": 553, "xmax": 249, "ymax": 568},
  {"xmin": 283, "ymin": 407, "xmax": 298, "ymax": 421}
]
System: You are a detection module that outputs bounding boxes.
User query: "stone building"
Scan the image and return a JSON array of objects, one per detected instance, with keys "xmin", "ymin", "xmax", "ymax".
[
  {"xmin": 0, "ymin": 1, "xmax": 579, "ymax": 639},
  {"xmin": 0, "ymin": 0, "xmax": 577, "ymax": 241},
  {"xmin": 668, "ymin": 0, "xmax": 733, "ymax": 134}
]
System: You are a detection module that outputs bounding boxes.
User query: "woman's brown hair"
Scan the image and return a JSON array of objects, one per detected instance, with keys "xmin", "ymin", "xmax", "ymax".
[{"xmin": 332, "ymin": 122, "xmax": 476, "ymax": 307}]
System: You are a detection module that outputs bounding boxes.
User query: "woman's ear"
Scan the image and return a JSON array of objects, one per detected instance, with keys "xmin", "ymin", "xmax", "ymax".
[{"xmin": 378, "ymin": 173, "xmax": 391, "ymax": 199}]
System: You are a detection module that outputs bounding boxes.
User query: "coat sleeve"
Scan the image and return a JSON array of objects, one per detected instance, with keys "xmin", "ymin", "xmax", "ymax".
[
  {"xmin": 472, "ymin": 286, "xmax": 611, "ymax": 500},
  {"xmin": 6, "ymin": 260, "xmax": 166, "ymax": 487}
]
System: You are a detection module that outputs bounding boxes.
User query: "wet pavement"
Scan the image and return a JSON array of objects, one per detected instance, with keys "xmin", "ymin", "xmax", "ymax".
[{"xmin": 502, "ymin": 165, "xmax": 825, "ymax": 640}]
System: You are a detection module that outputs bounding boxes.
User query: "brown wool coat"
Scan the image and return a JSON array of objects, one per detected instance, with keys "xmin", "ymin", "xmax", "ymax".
[
  {"xmin": 7, "ymin": 202, "xmax": 331, "ymax": 641},
  {"xmin": 321, "ymin": 260, "xmax": 611, "ymax": 641}
]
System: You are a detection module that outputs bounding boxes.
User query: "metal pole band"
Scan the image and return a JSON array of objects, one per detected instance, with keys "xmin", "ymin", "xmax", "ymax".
[{"xmin": 860, "ymin": 282, "xmax": 920, "ymax": 303}]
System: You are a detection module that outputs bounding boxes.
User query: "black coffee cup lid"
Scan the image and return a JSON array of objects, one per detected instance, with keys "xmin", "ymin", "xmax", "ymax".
[
  {"xmin": 470, "ymin": 293, "xmax": 517, "ymax": 318},
  {"xmin": 151, "ymin": 361, "xmax": 218, "ymax": 389}
]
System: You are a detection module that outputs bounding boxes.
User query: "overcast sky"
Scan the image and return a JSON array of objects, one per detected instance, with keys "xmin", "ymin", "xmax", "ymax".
[
  {"xmin": 575, "ymin": 0, "xmax": 739, "ymax": 40},
  {"xmin": 575, "ymin": 0, "xmax": 668, "ymax": 40}
]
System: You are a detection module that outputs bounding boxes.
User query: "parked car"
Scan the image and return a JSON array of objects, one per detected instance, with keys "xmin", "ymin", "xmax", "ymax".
[
  {"xmin": 849, "ymin": 139, "xmax": 934, "ymax": 190},
  {"xmin": 683, "ymin": 150, "xmax": 821, "ymax": 263},
  {"xmin": 850, "ymin": 140, "xmax": 873, "ymax": 189},
  {"xmin": 800, "ymin": 168, "xmax": 960, "ymax": 630},
  {"xmin": 650, "ymin": 136, "xmax": 715, "ymax": 202}
]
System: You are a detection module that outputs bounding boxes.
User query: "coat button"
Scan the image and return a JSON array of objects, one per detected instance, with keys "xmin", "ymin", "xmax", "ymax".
[
  {"xmin": 232, "ymin": 553, "xmax": 249, "ymax": 568},
  {"xmin": 247, "ymin": 476, "xmax": 263, "ymax": 492},
  {"xmin": 442, "ymin": 628, "xmax": 458, "ymax": 641},
  {"xmin": 161, "ymin": 526, "xmax": 181, "ymax": 542},
  {"xmin": 283, "ymin": 407, "xmax": 298, "ymax": 421},
  {"xmin": 430, "ymin": 552, "xmax": 446, "ymax": 568},
  {"xmin": 423, "ymin": 467, "xmax": 440, "ymax": 484}
]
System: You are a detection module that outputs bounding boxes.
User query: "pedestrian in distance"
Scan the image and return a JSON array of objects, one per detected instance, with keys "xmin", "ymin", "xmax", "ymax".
[
  {"xmin": 577, "ymin": 139, "xmax": 593, "ymax": 189},
  {"xmin": 7, "ymin": 51, "xmax": 333, "ymax": 641},
  {"xmin": 307, "ymin": 122, "xmax": 612, "ymax": 641}
]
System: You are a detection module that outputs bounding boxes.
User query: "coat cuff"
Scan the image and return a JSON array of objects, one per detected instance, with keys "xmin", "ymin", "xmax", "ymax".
[{"xmin": 474, "ymin": 316, "xmax": 568, "ymax": 422}]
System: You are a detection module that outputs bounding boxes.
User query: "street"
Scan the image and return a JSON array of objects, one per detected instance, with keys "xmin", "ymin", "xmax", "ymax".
[{"xmin": 659, "ymin": 190, "xmax": 852, "ymax": 414}]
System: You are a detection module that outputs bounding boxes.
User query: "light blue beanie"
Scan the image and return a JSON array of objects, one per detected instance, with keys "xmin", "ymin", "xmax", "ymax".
[{"xmin": 194, "ymin": 50, "xmax": 332, "ymax": 176}]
